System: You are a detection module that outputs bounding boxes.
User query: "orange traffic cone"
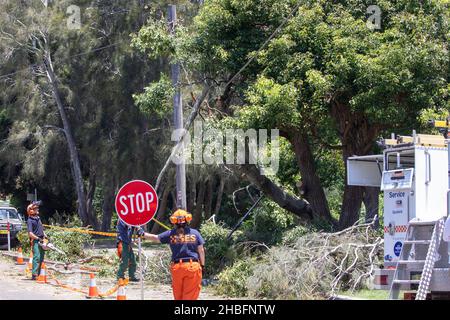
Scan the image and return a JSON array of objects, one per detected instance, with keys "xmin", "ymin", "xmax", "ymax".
[
  {"xmin": 36, "ymin": 262, "xmax": 47, "ymax": 284},
  {"xmin": 25, "ymin": 252, "xmax": 32, "ymax": 276},
  {"xmin": 16, "ymin": 248, "xmax": 25, "ymax": 265},
  {"xmin": 116, "ymin": 278, "xmax": 127, "ymax": 300},
  {"xmin": 86, "ymin": 273, "xmax": 99, "ymax": 298},
  {"xmin": 27, "ymin": 252, "xmax": 33, "ymax": 270}
]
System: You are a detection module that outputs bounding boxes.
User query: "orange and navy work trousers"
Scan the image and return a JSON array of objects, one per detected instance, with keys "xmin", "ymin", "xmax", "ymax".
[
  {"xmin": 170, "ymin": 260, "xmax": 202, "ymax": 300},
  {"xmin": 116, "ymin": 241, "xmax": 137, "ymax": 279}
]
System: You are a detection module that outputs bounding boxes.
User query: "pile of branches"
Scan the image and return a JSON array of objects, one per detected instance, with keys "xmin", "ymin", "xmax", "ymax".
[
  {"xmin": 246, "ymin": 218, "xmax": 384, "ymax": 300},
  {"xmin": 141, "ymin": 248, "xmax": 172, "ymax": 285}
]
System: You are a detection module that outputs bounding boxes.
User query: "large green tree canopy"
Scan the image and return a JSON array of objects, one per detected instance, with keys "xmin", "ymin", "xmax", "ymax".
[{"xmin": 135, "ymin": 0, "xmax": 449, "ymax": 228}]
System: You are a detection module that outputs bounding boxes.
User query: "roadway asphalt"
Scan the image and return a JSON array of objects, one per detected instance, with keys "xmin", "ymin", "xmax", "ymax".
[
  {"xmin": 0, "ymin": 256, "xmax": 82, "ymax": 300},
  {"xmin": 0, "ymin": 254, "xmax": 223, "ymax": 300}
]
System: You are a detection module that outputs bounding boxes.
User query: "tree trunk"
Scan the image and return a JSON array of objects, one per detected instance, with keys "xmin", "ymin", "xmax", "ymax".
[
  {"xmin": 204, "ymin": 178, "xmax": 214, "ymax": 220},
  {"xmin": 214, "ymin": 177, "xmax": 225, "ymax": 216},
  {"xmin": 339, "ymin": 184, "xmax": 364, "ymax": 229},
  {"xmin": 330, "ymin": 98, "xmax": 380, "ymax": 229},
  {"xmin": 86, "ymin": 169, "xmax": 99, "ymax": 229},
  {"xmin": 236, "ymin": 164, "xmax": 313, "ymax": 221},
  {"xmin": 191, "ymin": 181, "xmax": 206, "ymax": 228},
  {"xmin": 151, "ymin": 185, "xmax": 172, "ymax": 234},
  {"xmin": 289, "ymin": 131, "xmax": 333, "ymax": 222},
  {"xmin": 101, "ymin": 183, "xmax": 115, "ymax": 232},
  {"xmin": 43, "ymin": 52, "xmax": 88, "ymax": 226},
  {"xmin": 364, "ymin": 187, "xmax": 380, "ymax": 228}
]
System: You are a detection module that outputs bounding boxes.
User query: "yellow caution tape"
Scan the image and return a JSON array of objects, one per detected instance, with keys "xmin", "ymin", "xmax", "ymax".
[
  {"xmin": 151, "ymin": 218, "xmax": 171, "ymax": 231},
  {"xmin": 42, "ymin": 224, "xmax": 117, "ymax": 237},
  {"xmin": 98, "ymin": 278, "xmax": 129, "ymax": 298},
  {"xmin": 47, "ymin": 271, "xmax": 128, "ymax": 298},
  {"xmin": 48, "ymin": 272, "xmax": 88, "ymax": 295}
]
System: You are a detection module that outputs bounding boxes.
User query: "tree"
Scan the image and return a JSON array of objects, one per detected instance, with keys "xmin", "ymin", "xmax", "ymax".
[
  {"xmin": 0, "ymin": 0, "xmax": 177, "ymax": 228},
  {"xmin": 0, "ymin": 0, "xmax": 90, "ymax": 223},
  {"xmin": 133, "ymin": 0, "xmax": 316, "ymax": 222},
  {"xmin": 134, "ymin": 0, "xmax": 449, "ymax": 228}
]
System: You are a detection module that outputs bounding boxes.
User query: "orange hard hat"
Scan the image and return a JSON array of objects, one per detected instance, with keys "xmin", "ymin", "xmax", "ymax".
[{"xmin": 169, "ymin": 209, "xmax": 192, "ymax": 225}]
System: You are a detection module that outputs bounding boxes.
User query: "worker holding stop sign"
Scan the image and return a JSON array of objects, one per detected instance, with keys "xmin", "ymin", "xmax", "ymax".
[{"xmin": 115, "ymin": 180, "xmax": 159, "ymax": 298}]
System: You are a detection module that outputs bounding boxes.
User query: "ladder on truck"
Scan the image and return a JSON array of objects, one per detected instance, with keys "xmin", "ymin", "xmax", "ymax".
[{"xmin": 389, "ymin": 218, "xmax": 445, "ymax": 300}]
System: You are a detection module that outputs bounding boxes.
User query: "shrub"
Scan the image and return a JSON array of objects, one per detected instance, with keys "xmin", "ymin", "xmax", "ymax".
[
  {"xmin": 44, "ymin": 229, "xmax": 92, "ymax": 263},
  {"xmin": 215, "ymin": 258, "xmax": 257, "ymax": 298},
  {"xmin": 200, "ymin": 221, "xmax": 241, "ymax": 277},
  {"xmin": 16, "ymin": 225, "xmax": 92, "ymax": 263},
  {"xmin": 16, "ymin": 229, "xmax": 31, "ymax": 254},
  {"xmin": 240, "ymin": 200, "xmax": 295, "ymax": 246}
]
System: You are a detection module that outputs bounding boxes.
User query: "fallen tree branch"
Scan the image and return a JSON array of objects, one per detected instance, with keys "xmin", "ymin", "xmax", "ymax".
[{"xmin": 246, "ymin": 217, "xmax": 384, "ymax": 300}]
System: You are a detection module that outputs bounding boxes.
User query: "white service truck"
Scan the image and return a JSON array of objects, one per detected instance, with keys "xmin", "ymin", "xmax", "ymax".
[{"xmin": 347, "ymin": 133, "xmax": 450, "ymax": 295}]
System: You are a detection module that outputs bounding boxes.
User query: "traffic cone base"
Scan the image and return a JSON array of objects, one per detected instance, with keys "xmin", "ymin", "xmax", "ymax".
[
  {"xmin": 36, "ymin": 263, "xmax": 47, "ymax": 284},
  {"xmin": 27, "ymin": 254, "xmax": 33, "ymax": 269},
  {"xmin": 16, "ymin": 248, "xmax": 25, "ymax": 265},
  {"xmin": 117, "ymin": 279, "xmax": 127, "ymax": 300},
  {"xmin": 86, "ymin": 273, "xmax": 99, "ymax": 298}
]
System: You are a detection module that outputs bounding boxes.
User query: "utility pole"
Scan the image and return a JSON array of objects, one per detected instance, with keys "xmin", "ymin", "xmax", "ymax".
[{"xmin": 168, "ymin": 4, "xmax": 187, "ymax": 210}]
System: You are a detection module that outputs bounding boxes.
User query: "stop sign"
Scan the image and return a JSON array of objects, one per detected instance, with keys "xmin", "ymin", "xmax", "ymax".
[{"xmin": 115, "ymin": 180, "xmax": 159, "ymax": 226}]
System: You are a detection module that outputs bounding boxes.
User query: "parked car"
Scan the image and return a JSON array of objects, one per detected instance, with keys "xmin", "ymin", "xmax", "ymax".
[{"xmin": 0, "ymin": 207, "xmax": 23, "ymax": 244}]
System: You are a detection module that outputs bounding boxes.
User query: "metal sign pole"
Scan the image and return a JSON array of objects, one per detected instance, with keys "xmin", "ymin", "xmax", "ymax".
[
  {"xmin": 6, "ymin": 211, "xmax": 10, "ymax": 252},
  {"xmin": 138, "ymin": 236, "xmax": 144, "ymax": 300}
]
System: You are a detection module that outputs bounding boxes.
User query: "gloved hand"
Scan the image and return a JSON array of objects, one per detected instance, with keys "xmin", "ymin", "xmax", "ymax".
[{"xmin": 136, "ymin": 228, "xmax": 145, "ymax": 237}]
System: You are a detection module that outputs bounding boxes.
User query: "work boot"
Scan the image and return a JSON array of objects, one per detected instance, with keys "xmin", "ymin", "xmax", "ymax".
[
  {"xmin": 129, "ymin": 277, "xmax": 140, "ymax": 282},
  {"xmin": 31, "ymin": 275, "xmax": 37, "ymax": 280}
]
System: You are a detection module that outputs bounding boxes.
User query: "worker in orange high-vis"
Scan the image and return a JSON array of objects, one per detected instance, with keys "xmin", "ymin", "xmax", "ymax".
[{"xmin": 142, "ymin": 209, "xmax": 205, "ymax": 300}]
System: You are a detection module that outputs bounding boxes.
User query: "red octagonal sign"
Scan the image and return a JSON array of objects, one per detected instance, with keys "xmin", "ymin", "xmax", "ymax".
[{"xmin": 115, "ymin": 180, "xmax": 159, "ymax": 226}]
